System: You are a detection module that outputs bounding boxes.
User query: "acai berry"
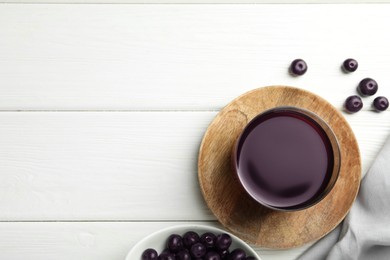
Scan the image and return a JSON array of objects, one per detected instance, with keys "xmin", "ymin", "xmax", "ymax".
[
  {"xmin": 289, "ymin": 59, "xmax": 308, "ymax": 76},
  {"xmin": 358, "ymin": 78, "xmax": 378, "ymax": 96},
  {"xmin": 345, "ymin": 95, "xmax": 363, "ymax": 113},
  {"xmin": 373, "ymin": 96, "xmax": 389, "ymax": 112},
  {"xmin": 342, "ymin": 58, "xmax": 358, "ymax": 72}
]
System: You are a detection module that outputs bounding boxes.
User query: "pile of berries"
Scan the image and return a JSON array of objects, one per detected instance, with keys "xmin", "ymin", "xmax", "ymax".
[
  {"xmin": 289, "ymin": 58, "xmax": 388, "ymax": 113},
  {"xmin": 141, "ymin": 231, "xmax": 257, "ymax": 260}
]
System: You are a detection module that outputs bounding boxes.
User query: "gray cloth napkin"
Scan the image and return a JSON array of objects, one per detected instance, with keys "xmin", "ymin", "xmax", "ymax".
[{"xmin": 298, "ymin": 135, "xmax": 390, "ymax": 260}]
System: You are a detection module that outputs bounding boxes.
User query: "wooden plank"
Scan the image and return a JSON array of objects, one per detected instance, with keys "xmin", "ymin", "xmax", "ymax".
[
  {"xmin": 0, "ymin": 221, "xmax": 308, "ymax": 260},
  {"xmin": 0, "ymin": 4, "xmax": 389, "ymax": 110},
  {"xmin": 0, "ymin": 112, "xmax": 215, "ymax": 220},
  {"xmin": 2, "ymin": 0, "xmax": 390, "ymax": 3},
  {"xmin": 0, "ymin": 111, "xmax": 387, "ymax": 220}
]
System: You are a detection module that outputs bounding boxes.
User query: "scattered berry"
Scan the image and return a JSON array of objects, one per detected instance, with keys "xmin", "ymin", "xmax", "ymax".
[
  {"xmin": 342, "ymin": 58, "xmax": 358, "ymax": 72},
  {"xmin": 373, "ymin": 96, "xmax": 389, "ymax": 112},
  {"xmin": 345, "ymin": 95, "xmax": 363, "ymax": 113},
  {"xmin": 289, "ymin": 59, "xmax": 307, "ymax": 76},
  {"xmin": 358, "ymin": 78, "xmax": 378, "ymax": 96}
]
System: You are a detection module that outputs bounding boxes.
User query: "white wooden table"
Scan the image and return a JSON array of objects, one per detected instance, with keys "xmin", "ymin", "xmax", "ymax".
[{"xmin": 0, "ymin": 3, "xmax": 389, "ymax": 260}]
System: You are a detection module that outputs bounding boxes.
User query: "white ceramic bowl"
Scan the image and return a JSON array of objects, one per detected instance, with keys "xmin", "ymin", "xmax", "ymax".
[{"xmin": 125, "ymin": 224, "xmax": 261, "ymax": 260}]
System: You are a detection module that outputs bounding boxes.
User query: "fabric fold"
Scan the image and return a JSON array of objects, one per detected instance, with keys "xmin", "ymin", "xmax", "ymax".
[{"xmin": 298, "ymin": 135, "xmax": 390, "ymax": 260}]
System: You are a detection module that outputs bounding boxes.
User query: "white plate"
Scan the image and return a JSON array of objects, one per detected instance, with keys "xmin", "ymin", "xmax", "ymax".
[{"xmin": 125, "ymin": 224, "xmax": 261, "ymax": 260}]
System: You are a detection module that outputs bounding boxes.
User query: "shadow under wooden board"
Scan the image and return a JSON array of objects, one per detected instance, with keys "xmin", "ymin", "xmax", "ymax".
[{"xmin": 198, "ymin": 86, "xmax": 361, "ymax": 249}]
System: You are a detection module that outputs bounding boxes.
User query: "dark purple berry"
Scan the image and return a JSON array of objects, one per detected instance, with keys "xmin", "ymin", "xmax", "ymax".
[
  {"xmin": 183, "ymin": 231, "xmax": 200, "ymax": 248},
  {"xmin": 201, "ymin": 232, "xmax": 217, "ymax": 249},
  {"xmin": 228, "ymin": 248, "xmax": 246, "ymax": 260},
  {"xmin": 289, "ymin": 59, "xmax": 307, "ymax": 76},
  {"xmin": 166, "ymin": 234, "xmax": 183, "ymax": 253},
  {"xmin": 158, "ymin": 251, "xmax": 175, "ymax": 260},
  {"xmin": 345, "ymin": 95, "xmax": 363, "ymax": 113},
  {"xmin": 205, "ymin": 251, "xmax": 221, "ymax": 260},
  {"xmin": 245, "ymin": 257, "xmax": 257, "ymax": 260},
  {"xmin": 176, "ymin": 249, "xmax": 191, "ymax": 260},
  {"xmin": 342, "ymin": 58, "xmax": 358, "ymax": 72},
  {"xmin": 358, "ymin": 78, "xmax": 378, "ymax": 96},
  {"xmin": 219, "ymin": 249, "xmax": 230, "ymax": 259},
  {"xmin": 373, "ymin": 96, "xmax": 389, "ymax": 111},
  {"xmin": 216, "ymin": 233, "xmax": 232, "ymax": 251},
  {"xmin": 190, "ymin": 243, "xmax": 207, "ymax": 258},
  {"xmin": 141, "ymin": 248, "xmax": 158, "ymax": 260}
]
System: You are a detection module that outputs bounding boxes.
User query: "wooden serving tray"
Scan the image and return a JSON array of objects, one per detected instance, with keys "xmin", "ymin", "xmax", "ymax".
[{"xmin": 198, "ymin": 86, "xmax": 361, "ymax": 249}]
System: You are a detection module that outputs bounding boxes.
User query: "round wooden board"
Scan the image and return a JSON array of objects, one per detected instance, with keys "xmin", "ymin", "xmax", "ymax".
[{"xmin": 198, "ymin": 86, "xmax": 361, "ymax": 249}]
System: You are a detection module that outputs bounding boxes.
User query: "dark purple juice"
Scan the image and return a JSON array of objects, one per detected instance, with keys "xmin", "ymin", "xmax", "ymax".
[{"xmin": 235, "ymin": 109, "xmax": 335, "ymax": 210}]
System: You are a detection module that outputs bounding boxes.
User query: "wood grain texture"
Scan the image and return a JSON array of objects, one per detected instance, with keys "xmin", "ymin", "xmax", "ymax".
[
  {"xmin": 0, "ymin": 4, "xmax": 389, "ymax": 260},
  {"xmin": 198, "ymin": 86, "xmax": 362, "ymax": 248},
  {"xmin": 0, "ymin": 4, "xmax": 390, "ymax": 110},
  {"xmin": 0, "ymin": 112, "xmax": 214, "ymax": 220},
  {"xmin": 0, "ymin": 221, "xmax": 310, "ymax": 260},
  {"xmin": 2, "ymin": 0, "xmax": 390, "ymax": 3},
  {"xmin": 0, "ymin": 110, "xmax": 387, "ymax": 221}
]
